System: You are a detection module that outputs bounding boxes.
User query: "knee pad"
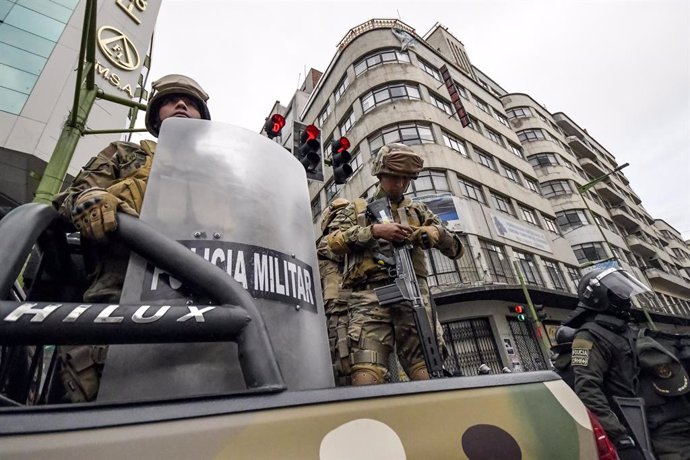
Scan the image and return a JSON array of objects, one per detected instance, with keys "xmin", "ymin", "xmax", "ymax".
[
  {"xmin": 408, "ymin": 361, "xmax": 430, "ymax": 381},
  {"xmin": 350, "ymin": 365, "xmax": 385, "ymax": 386}
]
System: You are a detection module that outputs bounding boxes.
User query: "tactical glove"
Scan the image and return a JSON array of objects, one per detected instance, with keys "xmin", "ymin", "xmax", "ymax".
[
  {"xmin": 71, "ymin": 188, "xmax": 138, "ymax": 240},
  {"xmin": 409, "ymin": 225, "xmax": 440, "ymax": 249}
]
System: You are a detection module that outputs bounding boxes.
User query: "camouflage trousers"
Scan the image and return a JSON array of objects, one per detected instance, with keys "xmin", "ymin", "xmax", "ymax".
[
  {"xmin": 651, "ymin": 417, "xmax": 690, "ymax": 460},
  {"xmin": 347, "ymin": 277, "xmax": 445, "ymax": 381},
  {"xmin": 325, "ymin": 300, "xmax": 351, "ymax": 386}
]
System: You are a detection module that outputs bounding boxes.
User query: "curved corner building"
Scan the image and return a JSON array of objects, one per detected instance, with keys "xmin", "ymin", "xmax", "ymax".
[{"xmin": 263, "ymin": 19, "xmax": 690, "ymax": 375}]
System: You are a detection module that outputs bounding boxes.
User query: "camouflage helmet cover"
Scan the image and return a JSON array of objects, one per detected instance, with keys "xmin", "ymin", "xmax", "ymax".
[
  {"xmin": 371, "ymin": 143, "xmax": 424, "ymax": 179},
  {"xmin": 145, "ymin": 74, "xmax": 211, "ymax": 136}
]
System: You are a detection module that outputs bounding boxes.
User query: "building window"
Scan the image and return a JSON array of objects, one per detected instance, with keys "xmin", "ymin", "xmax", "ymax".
[
  {"xmin": 458, "ymin": 176, "xmax": 486, "ymax": 204},
  {"xmin": 542, "ymin": 259, "xmax": 567, "ymax": 290},
  {"xmin": 430, "ymin": 92, "xmax": 455, "ymax": 117},
  {"xmin": 565, "ymin": 265, "xmax": 581, "ymax": 289},
  {"xmin": 325, "ymin": 180, "xmax": 341, "ymax": 201},
  {"xmin": 318, "ymin": 103, "xmax": 332, "ymax": 127},
  {"xmin": 339, "ymin": 110, "xmax": 356, "ymax": 134},
  {"xmin": 541, "ymin": 180, "xmax": 573, "ymax": 198},
  {"xmin": 501, "ymin": 164, "xmax": 520, "ymax": 184},
  {"xmin": 542, "ymin": 215, "xmax": 560, "ymax": 234},
  {"xmin": 442, "ymin": 131, "xmax": 468, "ymax": 157},
  {"xmin": 517, "ymin": 129, "xmax": 546, "ymax": 143},
  {"xmin": 492, "ymin": 192, "xmax": 515, "ymax": 216},
  {"xmin": 519, "ymin": 206, "xmax": 539, "ymax": 226},
  {"xmin": 418, "ymin": 58, "xmax": 441, "ymax": 81},
  {"xmin": 473, "ymin": 97, "xmax": 491, "ymax": 115},
  {"xmin": 494, "ymin": 111, "xmax": 510, "ymax": 128},
  {"xmin": 467, "ymin": 116, "xmax": 482, "ymax": 134},
  {"xmin": 425, "ymin": 248, "xmax": 461, "ymax": 287},
  {"xmin": 508, "ymin": 142, "xmax": 524, "ymax": 159},
  {"xmin": 536, "ymin": 111, "xmax": 547, "ymax": 122},
  {"xmin": 525, "ymin": 177, "xmax": 540, "ymax": 194},
  {"xmin": 0, "ymin": 2, "xmax": 74, "ymax": 114},
  {"xmin": 367, "ymin": 122, "xmax": 434, "ymax": 153},
  {"xmin": 514, "ymin": 250, "xmax": 545, "ymax": 286},
  {"xmin": 485, "ymin": 127, "xmax": 504, "ymax": 147},
  {"xmin": 349, "ymin": 151, "xmax": 363, "ymax": 174},
  {"xmin": 311, "ymin": 197, "xmax": 322, "ymax": 220},
  {"xmin": 528, "ymin": 152, "xmax": 560, "ymax": 168},
  {"xmin": 334, "ymin": 75, "xmax": 349, "ymax": 102},
  {"xmin": 476, "ymin": 150, "xmax": 497, "ymax": 171},
  {"xmin": 361, "ymin": 82, "xmax": 421, "ymax": 113},
  {"xmin": 454, "ymin": 81, "xmax": 469, "ymax": 99},
  {"xmin": 409, "ymin": 170, "xmax": 450, "ymax": 197},
  {"xmin": 354, "ymin": 49, "xmax": 410, "ymax": 76},
  {"xmin": 556, "ymin": 209, "xmax": 590, "ymax": 232},
  {"xmin": 506, "ymin": 107, "xmax": 532, "ymax": 119},
  {"xmin": 572, "ymin": 242, "xmax": 608, "ymax": 264},
  {"xmin": 480, "ymin": 240, "xmax": 516, "ymax": 284}
]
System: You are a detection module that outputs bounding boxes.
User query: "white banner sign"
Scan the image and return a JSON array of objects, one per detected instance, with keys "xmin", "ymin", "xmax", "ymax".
[{"xmin": 490, "ymin": 213, "xmax": 552, "ymax": 253}]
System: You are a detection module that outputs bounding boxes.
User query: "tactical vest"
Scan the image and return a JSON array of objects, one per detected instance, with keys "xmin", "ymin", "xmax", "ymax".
[
  {"xmin": 342, "ymin": 197, "xmax": 427, "ymax": 288},
  {"xmin": 580, "ymin": 315, "xmax": 639, "ymax": 398}
]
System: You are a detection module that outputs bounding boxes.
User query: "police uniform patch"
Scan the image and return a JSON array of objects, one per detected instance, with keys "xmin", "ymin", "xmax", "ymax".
[{"xmin": 571, "ymin": 338, "xmax": 593, "ymax": 367}]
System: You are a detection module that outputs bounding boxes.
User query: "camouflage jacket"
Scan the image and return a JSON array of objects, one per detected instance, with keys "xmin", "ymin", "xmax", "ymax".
[
  {"xmin": 326, "ymin": 186, "xmax": 463, "ymax": 287},
  {"xmin": 53, "ymin": 140, "xmax": 156, "ymax": 219}
]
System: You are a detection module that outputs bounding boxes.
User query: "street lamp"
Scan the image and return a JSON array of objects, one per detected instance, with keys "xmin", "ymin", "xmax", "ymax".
[{"xmin": 576, "ymin": 163, "xmax": 656, "ymax": 329}]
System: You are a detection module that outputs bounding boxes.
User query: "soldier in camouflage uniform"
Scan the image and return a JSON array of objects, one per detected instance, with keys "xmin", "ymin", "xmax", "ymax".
[
  {"xmin": 566, "ymin": 268, "xmax": 651, "ymax": 460},
  {"xmin": 317, "ymin": 197, "xmax": 351, "ymax": 386},
  {"xmin": 51, "ymin": 74, "xmax": 211, "ymax": 402},
  {"xmin": 326, "ymin": 143, "xmax": 463, "ymax": 386}
]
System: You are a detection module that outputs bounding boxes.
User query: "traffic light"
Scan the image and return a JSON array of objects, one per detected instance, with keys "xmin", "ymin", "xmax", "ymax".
[
  {"xmin": 293, "ymin": 121, "xmax": 323, "ymax": 181},
  {"xmin": 510, "ymin": 305, "xmax": 527, "ymax": 322},
  {"xmin": 263, "ymin": 113, "xmax": 285, "ymax": 139},
  {"xmin": 330, "ymin": 137, "xmax": 353, "ymax": 184},
  {"xmin": 534, "ymin": 304, "xmax": 547, "ymax": 322}
]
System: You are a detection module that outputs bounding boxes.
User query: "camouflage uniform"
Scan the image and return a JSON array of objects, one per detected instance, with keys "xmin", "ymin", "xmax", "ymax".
[
  {"xmin": 327, "ymin": 144, "xmax": 463, "ymax": 385},
  {"xmin": 50, "ymin": 74, "xmax": 211, "ymax": 402},
  {"xmin": 317, "ymin": 198, "xmax": 351, "ymax": 386}
]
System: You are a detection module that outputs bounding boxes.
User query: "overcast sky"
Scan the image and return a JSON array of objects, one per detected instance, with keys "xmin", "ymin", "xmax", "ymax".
[{"xmin": 145, "ymin": 0, "xmax": 689, "ymax": 239}]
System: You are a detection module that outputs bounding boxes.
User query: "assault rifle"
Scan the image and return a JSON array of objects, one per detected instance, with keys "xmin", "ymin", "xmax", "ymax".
[{"xmin": 366, "ymin": 197, "xmax": 445, "ymax": 378}]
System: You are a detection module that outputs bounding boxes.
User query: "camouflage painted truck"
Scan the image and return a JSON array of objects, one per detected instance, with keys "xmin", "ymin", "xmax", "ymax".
[{"xmin": 0, "ymin": 2, "xmax": 617, "ymax": 459}]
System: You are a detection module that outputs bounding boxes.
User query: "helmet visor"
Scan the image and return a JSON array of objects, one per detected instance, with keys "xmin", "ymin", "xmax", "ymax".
[{"xmin": 599, "ymin": 268, "xmax": 650, "ymax": 299}]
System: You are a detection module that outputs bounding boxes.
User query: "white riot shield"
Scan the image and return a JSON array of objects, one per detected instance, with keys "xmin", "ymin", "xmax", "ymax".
[{"xmin": 98, "ymin": 119, "xmax": 333, "ymax": 401}]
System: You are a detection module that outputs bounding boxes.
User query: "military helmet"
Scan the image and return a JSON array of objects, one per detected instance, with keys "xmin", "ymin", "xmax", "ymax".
[
  {"xmin": 577, "ymin": 267, "xmax": 650, "ymax": 313},
  {"xmin": 370, "ymin": 143, "xmax": 424, "ymax": 179},
  {"xmin": 145, "ymin": 74, "xmax": 211, "ymax": 136}
]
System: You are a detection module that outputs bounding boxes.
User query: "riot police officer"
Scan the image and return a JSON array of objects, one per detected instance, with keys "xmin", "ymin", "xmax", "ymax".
[
  {"xmin": 52, "ymin": 74, "xmax": 211, "ymax": 402},
  {"xmin": 565, "ymin": 267, "xmax": 651, "ymax": 460},
  {"xmin": 326, "ymin": 143, "xmax": 463, "ymax": 385}
]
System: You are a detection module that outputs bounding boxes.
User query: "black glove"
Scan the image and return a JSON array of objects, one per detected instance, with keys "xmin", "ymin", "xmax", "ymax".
[{"xmin": 615, "ymin": 436, "xmax": 644, "ymax": 460}]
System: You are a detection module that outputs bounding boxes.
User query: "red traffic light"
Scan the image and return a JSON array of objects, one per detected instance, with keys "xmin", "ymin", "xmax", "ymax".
[
  {"xmin": 332, "ymin": 137, "xmax": 350, "ymax": 154},
  {"xmin": 513, "ymin": 306, "xmax": 524, "ymax": 314},
  {"xmin": 264, "ymin": 113, "xmax": 285, "ymax": 139},
  {"xmin": 303, "ymin": 124, "xmax": 320, "ymax": 142}
]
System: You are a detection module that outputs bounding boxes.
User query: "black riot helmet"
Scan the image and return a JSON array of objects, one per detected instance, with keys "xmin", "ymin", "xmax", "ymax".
[{"xmin": 577, "ymin": 268, "xmax": 650, "ymax": 317}]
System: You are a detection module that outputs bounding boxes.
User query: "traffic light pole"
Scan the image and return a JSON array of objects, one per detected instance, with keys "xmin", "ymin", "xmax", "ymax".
[{"xmin": 512, "ymin": 260, "xmax": 553, "ymax": 367}]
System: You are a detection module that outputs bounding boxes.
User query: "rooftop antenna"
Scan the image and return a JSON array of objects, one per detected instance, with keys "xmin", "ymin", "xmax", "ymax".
[{"xmin": 397, "ymin": 9, "xmax": 401, "ymax": 20}]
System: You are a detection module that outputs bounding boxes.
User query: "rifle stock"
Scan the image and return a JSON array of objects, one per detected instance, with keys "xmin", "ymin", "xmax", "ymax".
[{"xmin": 368, "ymin": 198, "xmax": 445, "ymax": 378}]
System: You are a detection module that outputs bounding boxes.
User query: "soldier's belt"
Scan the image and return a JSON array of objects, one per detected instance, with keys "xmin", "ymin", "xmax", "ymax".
[{"xmin": 356, "ymin": 279, "xmax": 393, "ymax": 291}]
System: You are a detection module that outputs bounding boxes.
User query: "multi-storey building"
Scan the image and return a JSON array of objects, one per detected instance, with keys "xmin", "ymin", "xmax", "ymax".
[
  {"xmin": 0, "ymin": 0, "xmax": 159, "ymax": 208},
  {"xmin": 263, "ymin": 19, "xmax": 690, "ymax": 376}
]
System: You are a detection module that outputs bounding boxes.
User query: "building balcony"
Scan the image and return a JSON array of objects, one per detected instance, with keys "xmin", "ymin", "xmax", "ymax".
[
  {"xmin": 593, "ymin": 182, "xmax": 624, "ymax": 205},
  {"xmin": 626, "ymin": 235, "xmax": 658, "ymax": 258},
  {"xmin": 609, "ymin": 207, "xmax": 639, "ymax": 230},
  {"xmin": 644, "ymin": 268, "xmax": 690, "ymax": 296},
  {"xmin": 566, "ymin": 136, "xmax": 596, "ymax": 159},
  {"xmin": 628, "ymin": 189, "xmax": 642, "ymax": 205},
  {"xmin": 579, "ymin": 158, "xmax": 606, "ymax": 178}
]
